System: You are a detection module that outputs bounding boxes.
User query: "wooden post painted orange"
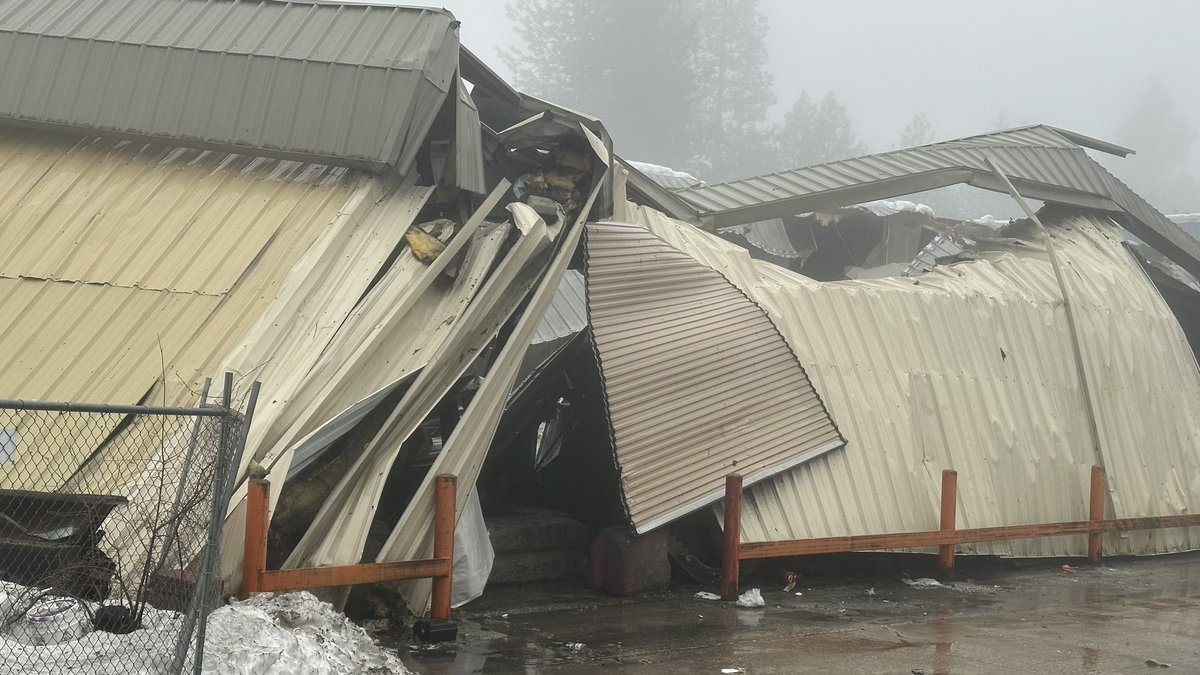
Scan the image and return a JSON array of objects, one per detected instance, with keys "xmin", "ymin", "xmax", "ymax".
[
  {"xmin": 430, "ymin": 474, "xmax": 456, "ymax": 621},
  {"xmin": 938, "ymin": 469, "xmax": 958, "ymax": 577},
  {"xmin": 242, "ymin": 479, "xmax": 270, "ymax": 599},
  {"xmin": 721, "ymin": 474, "xmax": 743, "ymax": 601},
  {"xmin": 258, "ymin": 559, "xmax": 449, "ymax": 591},
  {"xmin": 1088, "ymin": 465, "xmax": 1106, "ymax": 565}
]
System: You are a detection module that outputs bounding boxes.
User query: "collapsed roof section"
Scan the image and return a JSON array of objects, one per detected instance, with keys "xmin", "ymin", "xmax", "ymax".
[
  {"xmin": 623, "ymin": 201, "xmax": 1200, "ymax": 557},
  {"xmin": 584, "ymin": 221, "xmax": 845, "ymax": 534},
  {"xmin": 664, "ymin": 125, "xmax": 1200, "ymax": 280},
  {"xmin": 0, "ymin": 0, "xmax": 468, "ymax": 176}
]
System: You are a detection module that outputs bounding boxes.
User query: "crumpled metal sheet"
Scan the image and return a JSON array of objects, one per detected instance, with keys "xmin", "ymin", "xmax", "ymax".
[
  {"xmin": 629, "ymin": 203, "xmax": 1200, "ymax": 557},
  {"xmin": 584, "ymin": 220, "xmax": 845, "ymax": 534}
]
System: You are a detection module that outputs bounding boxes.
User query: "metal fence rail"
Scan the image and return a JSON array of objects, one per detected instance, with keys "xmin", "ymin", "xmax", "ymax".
[{"xmin": 0, "ymin": 377, "xmax": 255, "ymax": 674}]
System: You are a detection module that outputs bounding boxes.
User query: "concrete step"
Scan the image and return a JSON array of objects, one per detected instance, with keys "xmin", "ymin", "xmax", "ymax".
[
  {"xmin": 486, "ymin": 507, "xmax": 589, "ymax": 555},
  {"xmin": 489, "ymin": 549, "xmax": 586, "ymax": 585}
]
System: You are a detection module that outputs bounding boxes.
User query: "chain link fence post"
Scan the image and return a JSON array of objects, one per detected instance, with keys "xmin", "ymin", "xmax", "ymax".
[{"xmin": 0, "ymin": 378, "xmax": 257, "ymax": 674}]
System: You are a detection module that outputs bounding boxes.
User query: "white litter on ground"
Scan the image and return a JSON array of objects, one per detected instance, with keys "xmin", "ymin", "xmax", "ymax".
[
  {"xmin": 1, "ymin": 586, "xmax": 407, "ymax": 674},
  {"xmin": 734, "ymin": 588, "xmax": 765, "ymax": 608},
  {"xmin": 693, "ymin": 591, "xmax": 720, "ymax": 601},
  {"xmin": 900, "ymin": 578, "xmax": 1001, "ymax": 594},
  {"xmin": 902, "ymin": 577, "xmax": 945, "ymax": 589}
]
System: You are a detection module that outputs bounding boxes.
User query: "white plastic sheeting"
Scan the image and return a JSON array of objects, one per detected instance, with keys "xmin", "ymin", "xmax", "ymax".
[
  {"xmin": 628, "ymin": 203, "xmax": 1200, "ymax": 557},
  {"xmin": 451, "ymin": 489, "xmax": 494, "ymax": 608}
]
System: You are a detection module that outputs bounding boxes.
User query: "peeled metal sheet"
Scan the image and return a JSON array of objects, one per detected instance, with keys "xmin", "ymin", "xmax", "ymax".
[
  {"xmin": 630, "ymin": 204, "xmax": 1200, "ymax": 557},
  {"xmin": 453, "ymin": 76, "xmax": 487, "ymax": 194},
  {"xmin": 585, "ymin": 221, "xmax": 845, "ymax": 534},
  {"xmin": 379, "ymin": 204, "xmax": 589, "ymax": 615},
  {"xmin": 283, "ymin": 203, "xmax": 563, "ymax": 575}
]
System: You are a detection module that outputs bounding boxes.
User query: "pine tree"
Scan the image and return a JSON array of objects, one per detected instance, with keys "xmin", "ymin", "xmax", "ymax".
[
  {"xmin": 500, "ymin": 0, "xmax": 776, "ymax": 181},
  {"xmin": 898, "ymin": 113, "xmax": 935, "ymax": 148},
  {"xmin": 1112, "ymin": 78, "xmax": 1200, "ymax": 212},
  {"xmin": 682, "ymin": 0, "xmax": 776, "ymax": 180},
  {"xmin": 501, "ymin": 1, "xmax": 697, "ymax": 169},
  {"xmin": 774, "ymin": 91, "xmax": 867, "ymax": 168}
]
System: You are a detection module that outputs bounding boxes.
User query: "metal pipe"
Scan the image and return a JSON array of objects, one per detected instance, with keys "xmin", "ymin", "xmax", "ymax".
[
  {"xmin": 189, "ymin": 373, "xmax": 236, "ymax": 674},
  {"xmin": 0, "ymin": 399, "xmax": 230, "ymax": 416},
  {"xmin": 984, "ymin": 158, "xmax": 1107, "ymax": 472}
]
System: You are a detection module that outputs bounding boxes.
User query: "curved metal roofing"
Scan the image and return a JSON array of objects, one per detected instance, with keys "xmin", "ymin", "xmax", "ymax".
[
  {"xmin": 585, "ymin": 220, "xmax": 845, "ymax": 533},
  {"xmin": 628, "ymin": 203, "xmax": 1200, "ymax": 557}
]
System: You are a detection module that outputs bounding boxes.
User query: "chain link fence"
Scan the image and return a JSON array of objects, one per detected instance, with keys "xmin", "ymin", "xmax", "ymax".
[{"xmin": 0, "ymin": 387, "xmax": 249, "ymax": 674}]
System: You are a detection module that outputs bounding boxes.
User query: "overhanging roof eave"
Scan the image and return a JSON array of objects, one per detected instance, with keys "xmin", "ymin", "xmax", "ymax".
[{"xmin": 696, "ymin": 168, "xmax": 976, "ymax": 230}]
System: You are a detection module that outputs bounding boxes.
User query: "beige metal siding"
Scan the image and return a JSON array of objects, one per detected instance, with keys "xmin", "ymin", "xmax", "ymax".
[
  {"xmin": 0, "ymin": 126, "xmax": 363, "ymax": 488},
  {"xmin": 585, "ymin": 221, "xmax": 845, "ymax": 534},
  {"xmin": 0, "ymin": 278, "xmax": 218, "ymax": 489},
  {"xmin": 0, "ymin": 0, "xmax": 459, "ymax": 170},
  {"xmin": 630, "ymin": 204, "xmax": 1200, "ymax": 556},
  {"xmin": 0, "ymin": 128, "xmax": 350, "ymax": 294}
]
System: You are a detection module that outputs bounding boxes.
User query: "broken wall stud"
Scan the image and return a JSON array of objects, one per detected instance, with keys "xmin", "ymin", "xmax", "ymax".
[
  {"xmin": 1088, "ymin": 465, "xmax": 1106, "ymax": 566},
  {"xmin": 938, "ymin": 469, "xmax": 958, "ymax": 577},
  {"xmin": 721, "ymin": 474, "xmax": 744, "ymax": 601}
]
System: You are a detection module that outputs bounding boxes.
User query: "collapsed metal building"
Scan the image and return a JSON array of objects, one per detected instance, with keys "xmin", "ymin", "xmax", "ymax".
[{"xmin": 2, "ymin": 0, "xmax": 1199, "ymax": 618}]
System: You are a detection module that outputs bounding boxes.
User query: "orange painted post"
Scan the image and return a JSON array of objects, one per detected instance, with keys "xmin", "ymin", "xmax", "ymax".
[
  {"xmin": 430, "ymin": 474, "xmax": 456, "ymax": 621},
  {"xmin": 1088, "ymin": 465, "xmax": 1106, "ymax": 566},
  {"xmin": 938, "ymin": 469, "xmax": 958, "ymax": 577},
  {"xmin": 242, "ymin": 479, "xmax": 270, "ymax": 598},
  {"xmin": 720, "ymin": 474, "xmax": 743, "ymax": 601}
]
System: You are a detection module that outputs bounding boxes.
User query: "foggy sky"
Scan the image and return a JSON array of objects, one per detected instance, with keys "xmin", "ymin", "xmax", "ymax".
[{"xmin": 444, "ymin": 0, "xmax": 1199, "ymax": 179}]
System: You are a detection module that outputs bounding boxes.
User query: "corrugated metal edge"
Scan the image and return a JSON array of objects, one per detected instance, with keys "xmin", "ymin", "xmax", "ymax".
[{"xmin": 583, "ymin": 220, "xmax": 847, "ymax": 533}]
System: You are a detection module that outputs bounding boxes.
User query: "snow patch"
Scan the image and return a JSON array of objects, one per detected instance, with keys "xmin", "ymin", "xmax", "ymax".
[
  {"xmin": 0, "ymin": 586, "xmax": 407, "ymax": 674},
  {"xmin": 203, "ymin": 592, "xmax": 407, "ymax": 674}
]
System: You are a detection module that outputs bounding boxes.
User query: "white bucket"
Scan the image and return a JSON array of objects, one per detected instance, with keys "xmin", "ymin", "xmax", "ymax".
[{"xmin": 8, "ymin": 596, "xmax": 90, "ymax": 646}]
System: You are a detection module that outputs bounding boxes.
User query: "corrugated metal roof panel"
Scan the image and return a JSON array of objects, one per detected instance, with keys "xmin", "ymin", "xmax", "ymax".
[
  {"xmin": 532, "ymin": 269, "xmax": 586, "ymax": 345},
  {"xmin": 585, "ymin": 220, "xmax": 845, "ymax": 533},
  {"xmin": 630, "ymin": 205, "xmax": 1200, "ymax": 556},
  {"xmin": 676, "ymin": 125, "xmax": 1200, "ymax": 282},
  {"xmin": 454, "ymin": 76, "xmax": 487, "ymax": 194},
  {"xmin": 0, "ymin": 0, "xmax": 459, "ymax": 170}
]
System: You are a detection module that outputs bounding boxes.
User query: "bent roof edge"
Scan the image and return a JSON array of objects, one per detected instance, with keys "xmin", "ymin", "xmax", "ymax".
[{"xmin": 674, "ymin": 124, "xmax": 1200, "ymax": 279}]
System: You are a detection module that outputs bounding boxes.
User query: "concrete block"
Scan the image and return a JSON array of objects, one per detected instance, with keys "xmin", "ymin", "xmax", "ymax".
[
  {"xmin": 590, "ymin": 526, "xmax": 670, "ymax": 596},
  {"xmin": 489, "ymin": 549, "xmax": 586, "ymax": 585}
]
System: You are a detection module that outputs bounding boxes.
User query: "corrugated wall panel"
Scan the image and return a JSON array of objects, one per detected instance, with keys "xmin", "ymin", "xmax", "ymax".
[
  {"xmin": 585, "ymin": 220, "xmax": 845, "ymax": 533},
  {"xmin": 630, "ymin": 204, "xmax": 1200, "ymax": 556},
  {"xmin": 0, "ymin": 278, "xmax": 218, "ymax": 490},
  {"xmin": 0, "ymin": 127, "xmax": 353, "ymax": 294}
]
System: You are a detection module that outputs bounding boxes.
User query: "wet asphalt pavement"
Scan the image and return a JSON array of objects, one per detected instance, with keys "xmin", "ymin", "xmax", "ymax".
[{"xmin": 396, "ymin": 552, "xmax": 1200, "ymax": 673}]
